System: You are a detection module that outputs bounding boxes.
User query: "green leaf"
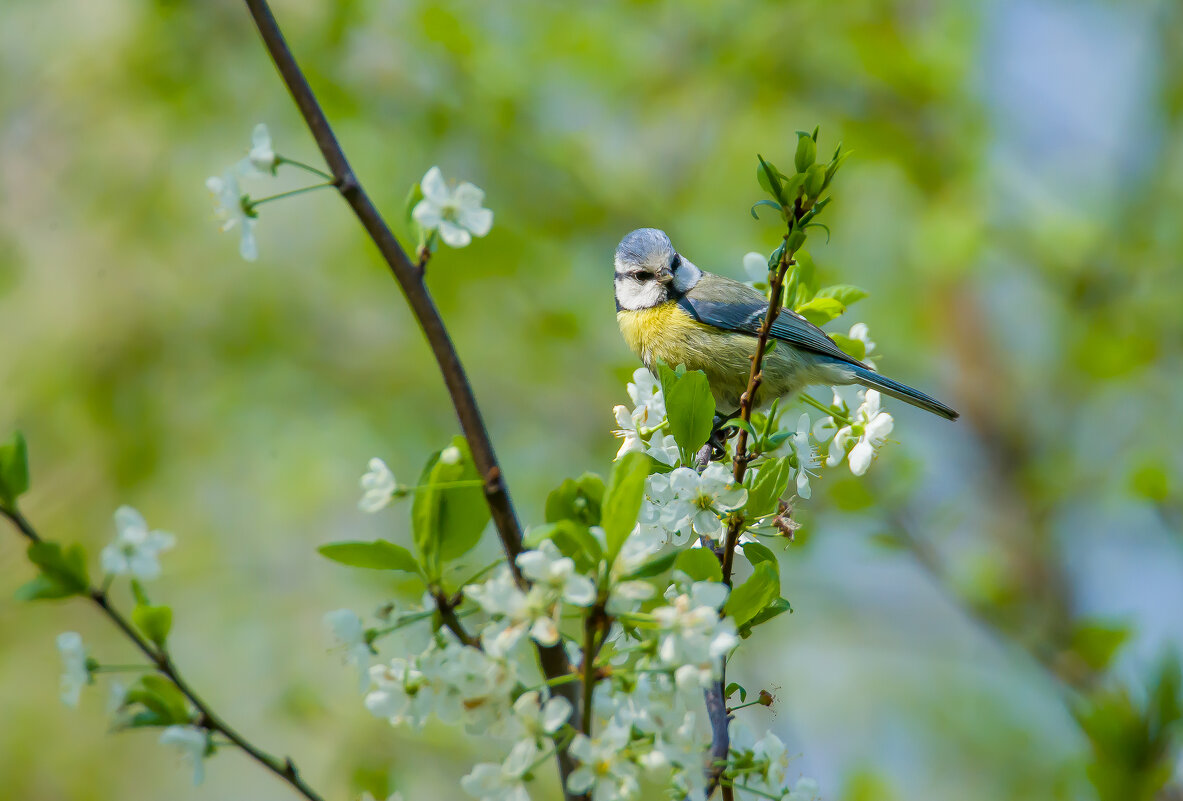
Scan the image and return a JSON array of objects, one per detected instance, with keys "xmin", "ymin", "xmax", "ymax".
[
  {"xmin": 1070, "ymin": 620, "xmax": 1132, "ymax": 672},
  {"xmin": 121, "ymin": 674, "xmax": 191, "ymax": 727},
  {"xmin": 750, "ymin": 199, "xmax": 782, "ymax": 220},
  {"xmin": 741, "ymin": 541, "xmax": 779, "ymax": 574},
  {"xmin": 815, "ymin": 284, "xmax": 869, "ymax": 307},
  {"xmin": 721, "ymin": 418, "xmax": 758, "ymax": 439},
  {"xmin": 411, "ymin": 437, "xmax": 490, "ymax": 579},
  {"xmin": 795, "ymin": 297, "xmax": 845, "ymax": 326},
  {"xmin": 724, "ymin": 563, "xmax": 779, "ymax": 626},
  {"xmin": 739, "ymin": 597, "xmax": 792, "ymax": 638},
  {"xmin": 725, "ymin": 682, "xmax": 747, "ymax": 703},
  {"xmin": 545, "ymin": 473, "xmax": 606, "ymax": 527},
  {"xmin": 664, "ymin": 370, "xmax": 715, "ymax": 463},
  {"xmin": 318, "ymin": 539, "xmax": 421, "ymax": 572},
  {"xmin": 524, "ymin": 520, "xmax": 603, "ymax": 574},
  {"xmin": 790, "ymin": 251, "xmax": 818, "ymax": 305},
  {"xmin": 0, "ymin": 431, "xmax": 29, "ymax": 509},
  {"xmin": 25, "ymin": 541, "xmax": 89, "ymax": 597},
  {"xmin": 674, "ymin": 548, "xmax": 723, "ymax": 584},
  {"xmin": 794, "ymin": 132, "xmax": 817, "ymax": 173},
  {"xmin": 133, "ymin": 604, "xmax": 173, "ymax": 648},
  {"xmin": 601, "ymin": 451, "xmax": 650, "ymax": 561},
  {"xmin": 620, "ymin": 548, "xmax": 677, "ymax": 579},
  {"xmin": 14, "ymin": 574, "xmax": 77, "ymax": 601},
  {"xmin": 804, "ymin": 163, "xmax": 826, "ymax": 197},
  {"xmin": 828, "ymin": 333, "xmax": 866, "ymax": 362},
  {"xmin": 756, "ymin": 154, "xmax": 787, "ymax": 205},
  {"xmin": 404, "ymin": 182, "xmax": 424, "ymax": 224},
  {"xmin": 744, "ymin": 457, "xmax": 793, "ymax": 519}
]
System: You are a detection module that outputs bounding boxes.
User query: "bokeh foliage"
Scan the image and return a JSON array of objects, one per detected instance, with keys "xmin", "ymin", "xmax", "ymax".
[{"xmin": 1, "ymin": 0, "xmax": 1181, "ymax": 799}]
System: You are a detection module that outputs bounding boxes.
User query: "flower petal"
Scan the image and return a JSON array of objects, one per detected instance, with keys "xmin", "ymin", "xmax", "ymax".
[
  {"xmin": 419, "ymin": 166, "xmax": 449, "ymax": 205},
  {"xmin": 459, "ymin": 206, "xmax": 493, "ymax": 237},
  {"xmin": 438, "ymin": 219, "xmax": 472, "ymax": 248}
]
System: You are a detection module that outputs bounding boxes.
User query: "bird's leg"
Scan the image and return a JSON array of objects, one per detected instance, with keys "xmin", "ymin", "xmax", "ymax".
[{"xmin": 705, "ymin": 410, "xmax": 739, "ymax": 463}]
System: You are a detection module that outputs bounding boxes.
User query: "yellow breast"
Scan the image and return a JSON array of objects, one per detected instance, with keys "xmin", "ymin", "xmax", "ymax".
[{"xmin": 617, "ymin": 302, "xmax": 714, "ymax": 367}]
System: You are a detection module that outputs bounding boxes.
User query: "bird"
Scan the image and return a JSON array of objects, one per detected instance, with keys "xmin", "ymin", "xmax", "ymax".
[{"xmin": 613, "ymin": 228, "xmax": 958, "ymax": 421}]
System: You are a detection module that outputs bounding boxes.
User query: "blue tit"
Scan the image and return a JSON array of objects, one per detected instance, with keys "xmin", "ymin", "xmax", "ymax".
[{"xmin": 614, "ymin": 228, "xmax": 958, "ymax": 420}]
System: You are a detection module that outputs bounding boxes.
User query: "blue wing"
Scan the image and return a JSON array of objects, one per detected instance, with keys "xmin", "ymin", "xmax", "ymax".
[{"xmin": 677, "ymin": 277, "xmax": 868, "ymax": 369}]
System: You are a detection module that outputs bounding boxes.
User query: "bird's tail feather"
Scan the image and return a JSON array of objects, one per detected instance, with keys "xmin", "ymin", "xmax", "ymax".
[{"xmin": 847, "ymin": 364, "xmax": 959, "ymax": 421}]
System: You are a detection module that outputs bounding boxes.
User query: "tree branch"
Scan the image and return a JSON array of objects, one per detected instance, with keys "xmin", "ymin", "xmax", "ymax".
[
  {"xmin": 720, "ymin": 226, "xmax": 797, "ymax": 584},
  {"xmin": 238, "ymin": 1, "xmax": 577, "ymax": 794},
  {"xmin": 1, "ymin": 507, "xmax": 325, "ymax": 801}
]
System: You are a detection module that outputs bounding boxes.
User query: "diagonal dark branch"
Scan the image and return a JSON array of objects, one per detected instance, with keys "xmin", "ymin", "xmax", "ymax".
[
  {"xmin": 238, "ymin": 1, "xmax": 577, "ymax": 793},
  {"xmin": 1, "ymin": 507, "xmax": 326, "ymax": 801}
]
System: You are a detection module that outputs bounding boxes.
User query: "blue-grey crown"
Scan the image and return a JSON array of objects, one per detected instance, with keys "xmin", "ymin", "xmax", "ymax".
[{"xmin": 615, "ymin": 228, "xmax": 673, "ymax": 268}]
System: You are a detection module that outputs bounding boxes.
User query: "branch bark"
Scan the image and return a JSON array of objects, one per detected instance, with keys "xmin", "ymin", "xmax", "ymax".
[
  {"xmin": 239, "ymin": 1, "xmax": 577, "ymax": 794},
  {"xmin": 720, "ymin": 234, "xmax": 794, "ymax": 584},
  {"xmin": 1, "ymin": 507, "xmax": 325, "ymax": 801}
]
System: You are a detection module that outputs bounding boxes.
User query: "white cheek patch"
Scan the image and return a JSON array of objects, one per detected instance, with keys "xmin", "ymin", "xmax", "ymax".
[{"xmin": 615, "ymin": 276, "xmax": 665, "ymax": 310}]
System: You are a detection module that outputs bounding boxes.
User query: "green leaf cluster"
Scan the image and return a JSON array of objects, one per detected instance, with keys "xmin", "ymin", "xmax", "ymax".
[
  {"xmin": 115, "ymin": 674, "xmax": 195, "ymax": 730},
  {"xmin": 15, "ymin": 541, "xmax": 90, "ymax": 601}
]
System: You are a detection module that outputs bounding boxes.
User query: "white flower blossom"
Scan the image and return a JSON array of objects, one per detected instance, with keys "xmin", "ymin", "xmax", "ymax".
[
  {"xmin": 517, "ymin": 540, "xmax": 596, "ymax": 606},
  {"xmin": 461, "ymin": 738, "xmax": 537, "ymax": 801},
  {"xmin": 206, "ymin": 169, "xmax": 258, "ymax": 261},
  {"xmin": 412, "ymin": 166, "xmax": 494, "ymax": 248},
  {"xmin": 743, "ymin": 251, "xmax": 768, "ymax": 283},
  {"xmin": 465, "ymin": 567, "xmax": 565, "ymax": 654},
  {"xmin": 364, "ymin": 658, "xmax": 434, "ymax": 730},
  {"xmin": 107, "ymin": 679, "xmax": 127, "ymax": 715},
  {"xmin": 827, "ymin": 389, "xmax": 893, "ymax": 476},
  {"xmin": 789, "ymin": 413, "xmax": 820, "ymax": 500},
  {"xmin": 653, "ymin": 582, "xmax": 737, "ymax": 673},
  {"xmin": 567, "ymin": 724, "xmax": 640, "ymax": 801},
  {"xmin": 56, "ymin": 632, "xmax": 89, "ymax": 708},
  {"xmin": 440, "ymin": 445, "xmax": 462, "ymax": 465},
  {"xmin": 510, "ymin": 690, "xmax": 572, "ymax": 743},
  {"xmin": 325, "ymin": 609, "xmax": 373, "ymax": 690},
  {"xmin": 752, "ymin": 731, "xmax": 791, "ymax": 792},
  {"xmin": 246, "ymin": 123, "xmax": 277, "ymax": 174},
  {"xmin": 101, "ymin": 506, "xmax": 175, "ymax": 581},
  {"xmin": 849, "ymin": 322, "xmax": 877, "ymax": 369},
  {"xmin": 359, "ymin": 457, "xmax": 397, "ymax": 513},
  {"xmin": 787, "ymin": 777, "xmax": 821, "ymax": 801},
  {"xmin": 626, "ymin": 368, "xmax": 665, "ymax": 420},
  {"xmin": 659, "ymin": 464, "xmax": 747, "ymax": 541},
  {"xmin": 420, "ymin": 640, "xmax": 517, "ymax": 732},
  {"xmin": 811, "ymin": 388, "xmax": 846, "ymax": 443},
  {"xmin": 159, "ymin": 725, "xmax": 209, "ymax": 786},
  {"xmin": 611, "ymin": 369, "xmax": 678, "ymax": 466}
]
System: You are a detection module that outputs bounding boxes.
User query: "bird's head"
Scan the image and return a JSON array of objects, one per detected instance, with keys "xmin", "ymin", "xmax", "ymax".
[{"xmin": 613, "ymin": 228, "xmax": 702, "ymax": 310}]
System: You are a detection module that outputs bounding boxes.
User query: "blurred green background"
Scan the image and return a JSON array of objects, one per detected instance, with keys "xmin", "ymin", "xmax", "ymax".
[{"xmin": 2, "ymin": 0, "xmax": 1182, "ymax": 799}]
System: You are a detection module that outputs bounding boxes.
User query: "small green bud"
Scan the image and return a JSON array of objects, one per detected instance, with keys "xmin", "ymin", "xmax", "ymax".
[
  {"xmin": 786, "ymin": 229, "xmax": 806, "ymax": 252},
  {"xmin": 132, "ymin": 604, "xmax": 173, "ymax": 648},
  {"xmin": 794, "ymin": 132, "xmax": 816, "ymax": 174},
  {"xmin": 804, "ymin": 163, "xmax": 826, "ymax": 198},
  {"xmin": 758, "ymin": 689, "xmax": 775, "ymax": 706},
  {"xmin": 0, "ymin": 431, "xmax": 30, "ymax": 510}
]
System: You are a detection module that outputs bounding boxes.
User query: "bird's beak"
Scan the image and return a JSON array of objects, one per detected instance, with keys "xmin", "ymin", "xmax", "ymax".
[{"xmin": 656, "ymin": 268, "xmax": 674, "ymax": 285}]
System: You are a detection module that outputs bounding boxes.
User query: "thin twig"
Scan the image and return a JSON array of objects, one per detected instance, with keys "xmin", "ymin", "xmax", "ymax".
[
  {"xmin": 720, "ymin": 225, "xmax": 799, "ymax": 585},
  {"xmin": 1, "ymin": 507, "xmax": 325, "ymax": 801},
  {"xmin": 238, "ymin": 1, "xmax": 577, "ymax": 793},
  {"xmin": 432, "ymin": 589, "xmax": 478, "ymax": 648}
]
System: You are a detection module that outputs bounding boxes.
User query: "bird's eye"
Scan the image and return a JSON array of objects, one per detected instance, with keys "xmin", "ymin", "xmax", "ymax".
[
  {"xmin": 670, "ymin": 254, "xmax": 681, "ymax": 271},
  {"xmin": 634, "ymin": 270, "xmax": 654, "ymax": 281}
]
